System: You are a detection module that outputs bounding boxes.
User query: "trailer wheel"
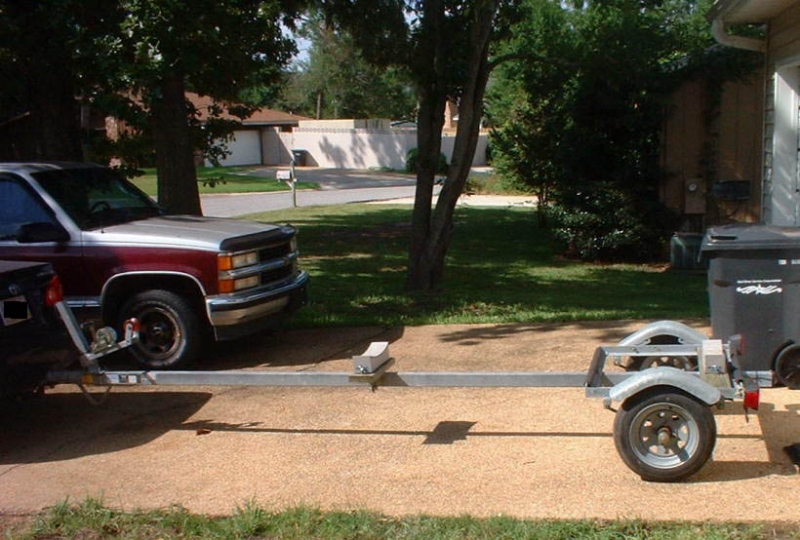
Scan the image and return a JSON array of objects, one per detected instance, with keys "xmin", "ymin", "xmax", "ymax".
[
  {"xmin": 624, "ymin": 335, "xmax": 696, "ymax": 372},
  {"xmin": 613, "ymin": 387, "xmax": 716, "ymax": 482}
]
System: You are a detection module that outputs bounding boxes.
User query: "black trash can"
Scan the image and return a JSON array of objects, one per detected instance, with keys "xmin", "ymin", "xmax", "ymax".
[
  {"xmin": 701, "ymin": 224, "xmax": 800, "ymax": 384},
  {"xmin": 291, "ymin": 149, "xmax": 307, "ymax": 166}
]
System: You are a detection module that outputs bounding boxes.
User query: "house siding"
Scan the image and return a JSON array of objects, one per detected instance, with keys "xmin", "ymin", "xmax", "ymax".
[
  {"xmin": 763, "ymin": 3, "xmax": 800, "ymax": 225},
  {"xmin": 661, "ymin": 75, "xmax": 763, "ymax": 228}
]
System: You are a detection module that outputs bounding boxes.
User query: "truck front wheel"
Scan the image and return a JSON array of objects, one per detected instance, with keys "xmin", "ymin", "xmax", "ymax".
[
  {"xmin": 613, "ymin": 388, "xmax": 716, "ymax": 482},
  {"xmin": 120, "ymin": 290, "xmax": 204, "ymax": 369}
]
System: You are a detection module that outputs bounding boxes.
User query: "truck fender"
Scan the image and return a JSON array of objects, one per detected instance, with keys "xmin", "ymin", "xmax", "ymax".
[
  {"xmin": 607, "ymin": 367, "xmax": 722, "ymax": 407},
  {"xmin": 617, "ymin": 320, "xmax": 707, "ymax": 347}
]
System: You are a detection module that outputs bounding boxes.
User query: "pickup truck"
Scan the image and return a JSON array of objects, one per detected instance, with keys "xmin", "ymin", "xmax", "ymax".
[{"xmin": 0, "ymin": 162, "xmax": 309, "ymax": 369}]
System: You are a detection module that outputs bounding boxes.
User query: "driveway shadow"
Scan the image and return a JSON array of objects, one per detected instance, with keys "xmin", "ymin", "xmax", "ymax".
[{"xmin": 0, "ymin": 391, "xmax": 211, "ymax": 464}]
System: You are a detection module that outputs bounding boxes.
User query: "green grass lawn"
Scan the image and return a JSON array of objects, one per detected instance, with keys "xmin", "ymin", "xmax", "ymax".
[
  {"xmin": 7, "ymin": 499, "xmax": 789, "ymax": 540},
  {"xmin": 130, "ymin": 167, "xmax": 318, "ymax": 196},
  {"xmin": 243, "ymin": 204, "xmax": 709, "ymax": 328}
]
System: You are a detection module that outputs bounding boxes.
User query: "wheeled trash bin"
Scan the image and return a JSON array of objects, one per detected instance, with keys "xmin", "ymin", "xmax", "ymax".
[{"xmin": 701, "ymin": 224, "xmax": 800, "ymax": 388}]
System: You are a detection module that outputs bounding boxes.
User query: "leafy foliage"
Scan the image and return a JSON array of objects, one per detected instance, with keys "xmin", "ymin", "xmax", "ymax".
[
  {"xmin": 0, "ymin": 0, "xmax": 300, "ymax": 214},
  {"xmin": 405, "ymin": 148, "xmax": 448, "ymax": 175},
  {"xmin": 277, "ymin": 12, "xmax": 417, "ymax": 120},
  {"xmin": 489, "ymin": 0, "xmax": 717, "ymax": 261}
]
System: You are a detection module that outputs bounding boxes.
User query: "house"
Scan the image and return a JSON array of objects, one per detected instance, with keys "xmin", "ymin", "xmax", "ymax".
[
  {"xmin": 190, "ymin": 94, "xmax": 311, "ymax": 167},
  {"xmin": 706, "ymin": 0, "xmax": 800, "ymax": 226}
]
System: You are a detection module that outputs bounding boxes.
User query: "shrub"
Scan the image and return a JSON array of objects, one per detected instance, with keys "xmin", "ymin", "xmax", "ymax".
[
  {"xmin": 551, "ymin": 183, "xmax": 677, "ymax": 262},
  {"xmin": 405, "ymin": 148, "xmax": 449, "ymax": 175}
]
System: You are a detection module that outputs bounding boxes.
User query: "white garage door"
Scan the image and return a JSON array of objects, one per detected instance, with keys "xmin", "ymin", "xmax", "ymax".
[{"xmin": 219, "ymin": 130, "xmax": 262, "ymax": 166}]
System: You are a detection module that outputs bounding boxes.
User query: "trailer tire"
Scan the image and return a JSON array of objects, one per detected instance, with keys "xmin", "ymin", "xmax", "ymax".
[
  {"xmin": 119, "ymin": 290, "xmax": 204, "ymax": 370},
  {"xmin": 613, "ymin": 387, "xmax": 716, "ymax": 482},
  {"xmin": 624, "ymin": 335, "xmax": 697, "ymax": 372}
]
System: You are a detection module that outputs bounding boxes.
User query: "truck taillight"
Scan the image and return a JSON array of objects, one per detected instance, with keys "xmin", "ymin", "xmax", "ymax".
[{"xmin": 45, "ymin": 275, "xmax": 64, "ymax": 306}]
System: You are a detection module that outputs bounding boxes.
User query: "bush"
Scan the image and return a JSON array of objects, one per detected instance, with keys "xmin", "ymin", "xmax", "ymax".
[
  {"xmin": 551, "ymin": 183, "xmax": 677, "ymax": 262},
  {"xmin": 405, "ymin": 148, "xmax": 449, "ymax": 175}
]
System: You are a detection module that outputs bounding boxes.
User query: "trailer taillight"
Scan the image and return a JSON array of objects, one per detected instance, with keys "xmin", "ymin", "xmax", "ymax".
[
  {"xmin": 744, "ymin": 387, "xmax": 760, "ymax": 411},
  {"xmin": 45, "ymin": 275, "xmax": 64, "ymax": 306}
]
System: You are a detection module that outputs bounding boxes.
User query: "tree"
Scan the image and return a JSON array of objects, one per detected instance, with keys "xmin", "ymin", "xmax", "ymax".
[
  {"xmin": 0, "ymin": 0, "xmax": 120, "ymax": 161},
  {"xmin": 278, "ymin": 13, "xmax": 416, "ymax": 120},
  {"xmin": 108, "ymin": 0, "xmax": 298, "ymax": 215},
  {"xmin": 1, "ymin": 1, "xmax": 299, "ymax": 215},
  {"xmin": 489, "ymin": 0, "xmax": 726, "ymax": 261},
  {"xmin": 327, "ymin": 0, "xmax": 518, "ymax": 291},
  {"xmin": 488, "ymin": 0, "xmax": 573, "ymax": 227}
]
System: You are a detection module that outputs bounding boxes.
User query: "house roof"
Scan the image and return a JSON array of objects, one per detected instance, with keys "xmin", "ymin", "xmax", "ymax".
[
  {"xmin": 708, "ymin": 0, "xmax": 797, "ymax": 24},
  {"xmin": 188, "ymin": 93, "xmax": 311, "ymax": 126}
]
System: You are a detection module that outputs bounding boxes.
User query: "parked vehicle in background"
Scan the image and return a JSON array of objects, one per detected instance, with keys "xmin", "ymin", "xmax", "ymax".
[
  {"xmin": 0, "ymin": 162, "xmax": 309, "ymax": 369},
  {"xmin": 0, "ymin": 260, "xmax": 74, "ymax": 395}
]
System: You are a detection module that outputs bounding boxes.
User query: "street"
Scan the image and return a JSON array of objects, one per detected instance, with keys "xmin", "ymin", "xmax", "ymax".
[{"xmin": 201, "ymin": 167, "xmax": 421, "ymax": 217}]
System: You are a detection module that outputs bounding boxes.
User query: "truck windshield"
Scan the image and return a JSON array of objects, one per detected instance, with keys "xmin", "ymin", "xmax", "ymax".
[{"xmin": 32, "ymin": 168, "xmax": 163, "ymax": 230}]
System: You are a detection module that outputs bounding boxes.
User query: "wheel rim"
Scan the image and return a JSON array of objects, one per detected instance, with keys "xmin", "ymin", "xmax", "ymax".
[
  {"xmin": 640, "ymin": 356, "xmax": 694, "ymax": 370},
  {"xmin": 629, "ymin": 402, "xmax": 700, "ymax": 470},
  {"xmin": 136, "ymin": 306, "xmax": 182, "ymax": 364}
]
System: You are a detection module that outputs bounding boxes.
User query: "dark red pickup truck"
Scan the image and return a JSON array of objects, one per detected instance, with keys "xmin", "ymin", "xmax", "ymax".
[{"xmin": 0, "ymin": 162, "xmax": 308, "ymax": 369}]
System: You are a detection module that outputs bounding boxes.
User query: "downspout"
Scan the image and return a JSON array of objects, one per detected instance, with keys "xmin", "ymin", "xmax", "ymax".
[{"xmin": 710, "ymin": 18, "xmax": 766, "ymax": 53}]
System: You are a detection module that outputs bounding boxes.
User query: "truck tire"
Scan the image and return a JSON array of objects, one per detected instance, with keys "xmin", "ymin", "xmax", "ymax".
[
  {"xmin": 613, "ymin": 387, "xmax": 716, "ymax": 482},
  {"xmin": 774, "ymin": 344, "xmax": 800, "ymax": 389},
  {"xmin": 120, "ymin": 290, "xmax": 204, "ymax": 369}
]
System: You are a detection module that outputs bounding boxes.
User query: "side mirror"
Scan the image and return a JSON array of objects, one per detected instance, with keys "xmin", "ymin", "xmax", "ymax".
[{"xmin": 16, "ymin": 222, "xmax": 70, "ymax": 243}]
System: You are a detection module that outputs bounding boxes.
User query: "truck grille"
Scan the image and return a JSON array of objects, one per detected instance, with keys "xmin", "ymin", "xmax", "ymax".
[
  {"xmin": 261, "ymin": 266, "xmax": 295, "ymax": 285},
  {"xmin": 259, "ymin": 243, "xmax": 292, "ymax": 261}
]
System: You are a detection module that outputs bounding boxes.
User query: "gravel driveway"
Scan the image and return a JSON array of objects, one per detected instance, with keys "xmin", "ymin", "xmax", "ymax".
[{"xmin": 1, "ymin": 320, "xmax": 798, "ymax": 522}]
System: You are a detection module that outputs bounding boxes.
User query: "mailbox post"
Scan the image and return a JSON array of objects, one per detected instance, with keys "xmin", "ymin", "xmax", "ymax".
[{"xmin": 276, "ymin": 168, "xmax": 297, "ymax": 208}]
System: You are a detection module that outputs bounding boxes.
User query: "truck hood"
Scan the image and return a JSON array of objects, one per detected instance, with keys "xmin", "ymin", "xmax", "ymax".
[{"xmin": 82, "ymin": 215, "xmax": 290, "ymax": 251}]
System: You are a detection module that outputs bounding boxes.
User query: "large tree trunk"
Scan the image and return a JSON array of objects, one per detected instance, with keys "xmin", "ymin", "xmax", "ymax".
[
  {"xmin": 405, "ymin": 0, "xmax": 496, "ymax": 292},
  {"xmin": 150, "ymin": 73, "xmax": 202, "ymax": 216},
  {"xmin": 405, "ymin": 0, "xmax": 448, "ymax": 291},
  {"xmin": 26, "ymin": 63, "xmax": 83, "ymax": 161}
]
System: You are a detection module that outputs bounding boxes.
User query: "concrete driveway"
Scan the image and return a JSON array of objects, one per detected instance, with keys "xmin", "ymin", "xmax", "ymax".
[{"xmin": 1, "ymin": 320, "xmax": 798, "ymax": 522}]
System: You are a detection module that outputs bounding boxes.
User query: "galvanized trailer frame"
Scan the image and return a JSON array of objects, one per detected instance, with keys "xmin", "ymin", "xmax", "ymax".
[{"xmin": 43, "ymin": 303, "xmax": 758, "ymax": 483}]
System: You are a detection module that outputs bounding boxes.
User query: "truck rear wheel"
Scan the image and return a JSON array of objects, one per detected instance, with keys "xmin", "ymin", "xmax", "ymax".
[
  {"xmin": 120, "ymin": 290, "xmax": 204, "ymax": 369},
  {"xmin": 613, "ymin": 388, "xmax": 716, "ymax": 482},
  {"xmin": 774, "ymin": 344, "xmax": 800, "ymax": 389}
]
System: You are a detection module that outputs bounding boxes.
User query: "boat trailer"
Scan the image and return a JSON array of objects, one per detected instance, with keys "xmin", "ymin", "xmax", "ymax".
[{"xmin": 45, "ymin": 303, "xmax": 761, "ymax": 483}]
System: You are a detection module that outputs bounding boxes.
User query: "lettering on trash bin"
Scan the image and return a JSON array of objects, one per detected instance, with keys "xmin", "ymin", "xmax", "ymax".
[{"xmin": 735, "ymin": 279, "xmax": 783, "ymax": 295}]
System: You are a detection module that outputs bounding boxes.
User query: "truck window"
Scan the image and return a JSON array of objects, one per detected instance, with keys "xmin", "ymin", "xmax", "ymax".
[
  {"xmin": 0, "ymin": 177, "xmax": 56, "ymax": 240},
  {"xmin": 32, "ymin": 168, "xmax": 162, "ymax": 229}
]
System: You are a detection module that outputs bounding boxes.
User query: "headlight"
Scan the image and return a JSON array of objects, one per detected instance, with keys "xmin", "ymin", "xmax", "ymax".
[{"xmin": 218, "ymin": 250, "xmax": 258, "ymax": 271}]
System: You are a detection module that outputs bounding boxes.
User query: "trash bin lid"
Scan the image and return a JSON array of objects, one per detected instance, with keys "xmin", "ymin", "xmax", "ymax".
[{"xmin": 701, "ymin": 224, "xmax": 800, "ymax": 253}]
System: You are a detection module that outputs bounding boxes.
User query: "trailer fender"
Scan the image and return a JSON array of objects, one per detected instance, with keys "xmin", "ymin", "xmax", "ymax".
[
  {"xmin": 606, "ymin": 367, "xmax": 721, "ymax": 408},
  {"xmin": 617, "ymin": 320, "xmax": 707, "ymax": 347}
]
